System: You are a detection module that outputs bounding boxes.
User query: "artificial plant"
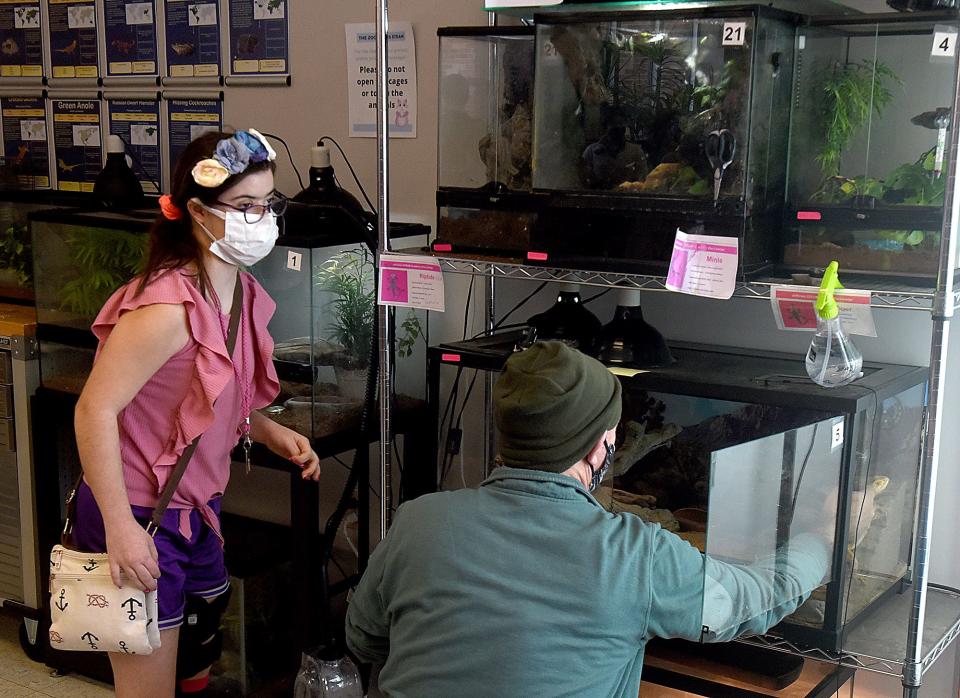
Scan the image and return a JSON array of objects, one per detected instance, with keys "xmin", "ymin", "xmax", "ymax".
[
  {"xmin": 315, "ymin": 247, "xmax": 424, "ymax": 369},
  {"xmin": 59, "ymin": 228, "xmax": 147, "ymax": 318},
  {"xmin": 0, "ymin": 222, "xmax": 32, "ymax": 287},
  {"xmin": 814, "ymin": 59, "xmax": 900, "ymax": 177}
]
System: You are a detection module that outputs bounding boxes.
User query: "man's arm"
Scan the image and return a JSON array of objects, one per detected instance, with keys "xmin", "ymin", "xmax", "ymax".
[
  {"xmin": 645, "ymin": 529, "xmax": 830, "ymax": 643},
  {"xmin": 345, "ymin": 532, "xmax": 391, "ymax": 664}
]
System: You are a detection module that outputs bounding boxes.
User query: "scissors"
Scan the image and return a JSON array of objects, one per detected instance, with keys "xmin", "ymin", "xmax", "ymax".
[{"xmin": 706, "ymin": 129, "xmax": 737, "ymax": 201}]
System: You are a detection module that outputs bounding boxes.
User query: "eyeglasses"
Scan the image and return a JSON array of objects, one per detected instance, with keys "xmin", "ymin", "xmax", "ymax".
[{"xmin": 213, "ymin": 194, "xmax": 288, "ymax": 224}]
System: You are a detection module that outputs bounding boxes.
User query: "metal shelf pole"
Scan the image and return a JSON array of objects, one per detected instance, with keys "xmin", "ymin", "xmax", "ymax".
[
  {"xmin": 376, "ymin": 0, "xmax": 393, "ymax": 540},
  {"xmin": 902, "ymin": 34, "xmax": 960, "ymax": 698}
]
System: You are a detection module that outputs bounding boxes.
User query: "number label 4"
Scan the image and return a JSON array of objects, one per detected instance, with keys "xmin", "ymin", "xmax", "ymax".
[
  {"xmin": 723, "ymin": 22, "xmax": 746, "ymax": 47},
  {"xmin": 933, "ymin": 30, "xmax": 957, "ymax": 58}
]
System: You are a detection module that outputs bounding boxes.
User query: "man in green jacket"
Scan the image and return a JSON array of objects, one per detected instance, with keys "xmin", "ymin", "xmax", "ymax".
[{"xmin": 346, "ymin": 341, "xmax": 831, "ymax": 697}]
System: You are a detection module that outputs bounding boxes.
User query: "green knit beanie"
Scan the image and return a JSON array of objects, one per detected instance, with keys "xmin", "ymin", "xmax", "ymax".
[{"xmin": 494, "ymin": 341, "xmax": 622, "ymax": 472}]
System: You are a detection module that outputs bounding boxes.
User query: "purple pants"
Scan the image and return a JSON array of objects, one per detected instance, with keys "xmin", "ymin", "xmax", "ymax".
[{"xmin": 72, "ymin": 481, "xmax": 230, "ymax": 631}]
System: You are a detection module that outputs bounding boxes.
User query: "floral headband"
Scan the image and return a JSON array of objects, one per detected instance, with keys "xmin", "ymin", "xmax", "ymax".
[{"xmin": 191, "ymin": 129, "xmax": 277, "ymax": 188}]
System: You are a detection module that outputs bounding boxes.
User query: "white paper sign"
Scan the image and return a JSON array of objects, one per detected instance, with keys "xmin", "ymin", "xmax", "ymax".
[
  {"xmin": 345, "ymin": 22, "xmax": 417, "ymax": 139},
  {"xmin": 378, "ymin": 253, "xmax": 444, "ymax": 312},
  {"xmin": 770, "ymin": 286, "xmax": 877, "ymax": 337},
  {"xmin": 665, "ymin": 230, "xmax": 739, "ymax": 300}
]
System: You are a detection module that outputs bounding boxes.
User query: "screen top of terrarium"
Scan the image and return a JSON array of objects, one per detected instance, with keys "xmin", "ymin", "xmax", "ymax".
[{"xmin": 486, "ymin": 0, "xmax": 860, "ymax": 18}]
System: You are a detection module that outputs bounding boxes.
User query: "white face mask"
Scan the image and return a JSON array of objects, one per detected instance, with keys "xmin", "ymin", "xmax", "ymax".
[{"xmin": 194, "ymin": 200, "xmax": 278, "ymax": 267}]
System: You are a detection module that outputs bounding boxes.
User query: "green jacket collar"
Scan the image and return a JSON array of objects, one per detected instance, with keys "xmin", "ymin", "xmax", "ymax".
[{"xmin": 481, "ymin": 466, "xmax": 601, "ymax": 506}]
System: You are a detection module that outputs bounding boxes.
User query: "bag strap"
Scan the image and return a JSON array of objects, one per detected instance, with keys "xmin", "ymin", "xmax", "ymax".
[
  {"xmin": 63, "ymin": 277, "xmax": 245, "ymax": 543},
  {"xmin": 148, "ymin": 277, "xmax": 244, "ymax": 533}
]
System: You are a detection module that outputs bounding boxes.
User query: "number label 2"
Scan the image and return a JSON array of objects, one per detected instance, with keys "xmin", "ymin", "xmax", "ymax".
[
  {"xmin": 933, "ymin": 30, "xmax": 958, "ymax": 58},
  {"xmin": 723, "ymin": 22, "xmax": 746, "ymax": 47}
]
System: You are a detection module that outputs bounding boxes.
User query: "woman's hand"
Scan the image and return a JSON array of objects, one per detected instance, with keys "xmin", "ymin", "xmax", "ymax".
[
  {"xmin": 255, "ymin": 415, "xmax": 320, "ymax": 481},
  {"xmin": 104, "ymin": 518, "xmax": 160, "ymax": 591}
]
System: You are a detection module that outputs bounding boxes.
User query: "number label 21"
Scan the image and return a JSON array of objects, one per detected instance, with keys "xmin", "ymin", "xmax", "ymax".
[{"xmin": 723, "ymin": 22, "xmax": 746, "ymax": 47}]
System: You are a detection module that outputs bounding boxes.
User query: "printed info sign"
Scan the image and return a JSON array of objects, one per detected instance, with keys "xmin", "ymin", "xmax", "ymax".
[
  {"xmin": 345, "ymin": 22, "xmax": 416, "ymax": 138},
  {"xmin": 378, "ymin": 253, "xmax": 444, "ymax": 312},
  {"xmin": 0, "ymin": 1, "xmax": 43, "ymax": 77}
]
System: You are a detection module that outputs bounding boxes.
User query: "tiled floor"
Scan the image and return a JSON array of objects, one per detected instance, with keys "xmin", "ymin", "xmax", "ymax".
[{"xmin": 0, "ymin": 611, "xmax": 113, "ymax": 697}]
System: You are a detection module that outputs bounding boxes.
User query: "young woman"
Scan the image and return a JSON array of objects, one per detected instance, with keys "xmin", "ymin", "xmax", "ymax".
[{"xmin": 73, "ymin": 130, "xmax": 320, "ymax": 697}]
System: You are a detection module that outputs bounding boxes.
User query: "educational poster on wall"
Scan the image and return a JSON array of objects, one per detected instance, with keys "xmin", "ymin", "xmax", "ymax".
[
  {"xmin": 52, "ymin": 98, "xmax": 102, "ymax": 192},
  {"xmin": 47, "ymin": 0, "xmax": 99, "ymax": 78},
  {"xmin": 228, "ymin": 0, "xmax": 288, "ymax": 75},
  {"xmin": 108, "ymin": 99, "xmax": 161, "ymax": 192},
  {"xmin": 165, "ymin": 0, "xmax": 221, "ymax": 78},
  {"xmin": 103, "ymin": 0, "xmax": 158, "ymax": 76},
  {"xmin": 167, "ymin": 98, "xmax": 221, "ymax": 176},
  {"xmin": 345, "ymin": 22, "xmax": 417, "ymax": 138},
  {"xmin": 0, "ymin": 97, "xmax": 50, "ymax": 188},
  {"xmin": 0, "ymin": 1, "xmax": 44, "ymax": 78}
]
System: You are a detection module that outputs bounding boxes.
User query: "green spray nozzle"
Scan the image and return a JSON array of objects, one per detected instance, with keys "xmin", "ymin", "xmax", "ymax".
[{"xmin": 816, "ymin": 261, "xmax": 844, "ymax": 320}]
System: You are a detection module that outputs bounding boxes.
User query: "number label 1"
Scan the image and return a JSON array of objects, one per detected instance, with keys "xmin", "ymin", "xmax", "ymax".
[
  {"xmin": 933, "ymin": 30, "xmax": 957, "ymax": 58},
  {"xmin": 287, "ymin": 251, "xmax": 302, "ymax": 272},
  {"xmin": 723, "ymin": 22, "xmax": 746, "ymax": 47}
]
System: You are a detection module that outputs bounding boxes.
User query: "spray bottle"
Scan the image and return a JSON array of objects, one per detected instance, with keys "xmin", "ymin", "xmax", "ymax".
[{"xmin": 805, "ymin": 261, "xmax": 863, "ymax": 388}]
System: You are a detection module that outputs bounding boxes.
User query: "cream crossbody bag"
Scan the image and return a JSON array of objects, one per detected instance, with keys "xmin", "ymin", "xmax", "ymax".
[{"xmin": 49, "ymin": 280, "xmax": 242, "ymax": 654}]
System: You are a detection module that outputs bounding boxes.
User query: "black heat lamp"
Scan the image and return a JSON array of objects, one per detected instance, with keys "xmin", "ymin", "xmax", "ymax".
[
  {"xmin": 598, "ymin": 289, "xmax": 674, "ymax": 369},
  {"xmin": 287, "ymin": 140, "xmax": 375, "ymax": 248},
  {"xmin": 527, "ymin": 284, "xmax": 602, "ymax": 356},
  {"xmin": 93, "ymin": 135, "xmax": 145, "ymax": 210}
]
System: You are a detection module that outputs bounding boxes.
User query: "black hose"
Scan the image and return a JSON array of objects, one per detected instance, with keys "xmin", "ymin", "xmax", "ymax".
[{"xmin": 316, "ymin": 221, "xmax": 382, "ymax": 655}]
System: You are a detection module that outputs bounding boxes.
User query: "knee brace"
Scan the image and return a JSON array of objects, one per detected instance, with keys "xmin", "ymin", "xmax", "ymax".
[{"xmin": 176, "ymin": 587, "xmax": 232, "ymax": 682}]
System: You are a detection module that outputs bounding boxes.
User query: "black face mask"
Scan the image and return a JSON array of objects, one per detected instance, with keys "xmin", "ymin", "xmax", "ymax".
[{"xmin": 589, "ymin": 441, "xmax": 616, "ymax": 492}]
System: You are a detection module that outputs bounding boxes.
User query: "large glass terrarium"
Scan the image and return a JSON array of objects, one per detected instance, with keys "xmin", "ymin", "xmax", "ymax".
[
  {"xmin": 253, "ymin": 208, "xmax": 429, "ymax": 443},
  {"xmin": 603, "ymin": 345, "xmax": 925, "ymax": 650},
  {"xmin": 428, "ymin": 336, "xmax": 925, "ymax": 653},
  {"xmin": 0, "ymin": 192, "xmax": 88, "ymax": 302},
  {"xmin": 30, "ymin": 209, "xmax": 150, "ymax": 393},
  {"xmin": 784, "ymin": 13, "xmax": 958, "ymax": 281},
  {"xmin": 529, "ymin": 6, "xmax": 797, "ymax": 274},
  {"xmin": 435, "ymin": 27, "xmax": 541, "ymax": 256}
]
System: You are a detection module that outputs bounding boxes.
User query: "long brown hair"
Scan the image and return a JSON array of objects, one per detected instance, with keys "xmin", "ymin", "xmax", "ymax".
[{"xmin": 137, "ymin": 131, "xmax": 276, "ymax": 296}]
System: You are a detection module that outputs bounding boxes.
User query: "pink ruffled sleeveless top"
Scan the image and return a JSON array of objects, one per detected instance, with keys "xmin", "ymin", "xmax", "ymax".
[{"xmin": 91, "ymin": 268, "xmax": 280, "ymax": 539}]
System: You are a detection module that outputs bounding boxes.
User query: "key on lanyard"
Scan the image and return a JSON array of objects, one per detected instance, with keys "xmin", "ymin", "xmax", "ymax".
[{"xmin": 242, "ymin": 417, "xmax": 252, "ymax": 474}]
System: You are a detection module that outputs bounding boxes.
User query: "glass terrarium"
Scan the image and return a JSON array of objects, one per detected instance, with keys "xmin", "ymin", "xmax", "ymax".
[
  {"xmin": 435, "ymin": 27, "xmax": 539, "ymax": 256},
  {"xmin": 604, "ymin": 345, "xmax": 925, "ymax": 651},
  {"xmin": 784, "ymin": 14, "xmax": 958, "ymax": 280},
  {"xmin": 527, "ymin": 7, "xmax": 796, "ymax": 273},
  {"xmin": 428, "ymin": 336, "xmax": 925, "ymax": 653},
  {"xmin": 30, "ymin": 209, "xmax": 150, "ymax": 393},
  {"xmin": 0, "ymin": 192, "xmax": 88, "ymax": 302},
  {"xmin": 252, "ymin": 214, "xmax": 428, "ymax": 442}
]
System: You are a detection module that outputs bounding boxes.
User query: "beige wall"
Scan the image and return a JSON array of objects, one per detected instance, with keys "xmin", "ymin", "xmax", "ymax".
[{"xmin": 222, "ymin": 0, "xmax": 486, "ymax": 222}]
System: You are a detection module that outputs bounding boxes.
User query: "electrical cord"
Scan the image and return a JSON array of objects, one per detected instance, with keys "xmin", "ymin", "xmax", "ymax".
[
  {"xmin": 113, "ymin": 134, "xmax": 162, "ymax": 195},
  {"xmin": 582, "ymin": 287, "xmax": 613, "ymax": 305},
  {"xmin": 319, "ymin": 135, "xmax": 377, "ymax": 213},
  {"xmin": 789, "ymin": 422, "xmax": 820, "ymax": 520},
  {"xmin": 842, "ymin": 385, "xmax": 884, "ymax": 635},
  {"xmin": 258, "ymin": 131, "xmax": 305, "ymax": 191}
]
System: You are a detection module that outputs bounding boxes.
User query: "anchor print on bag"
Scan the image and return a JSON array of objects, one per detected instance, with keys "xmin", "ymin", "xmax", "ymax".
[
  {"xmin": 54, "ymin": 589, "xmax": 68, "ymax": 612},
  {"xmin": 82, "ymin": 559, "xmax": 99, "ymax": 572},
  {"xmin": 122, "ymin": 597, "xmax": 143, "ymax": 621},
  {"xmin": 81, "ymin": 631, "xmax": 99, "ymax": 650}
]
